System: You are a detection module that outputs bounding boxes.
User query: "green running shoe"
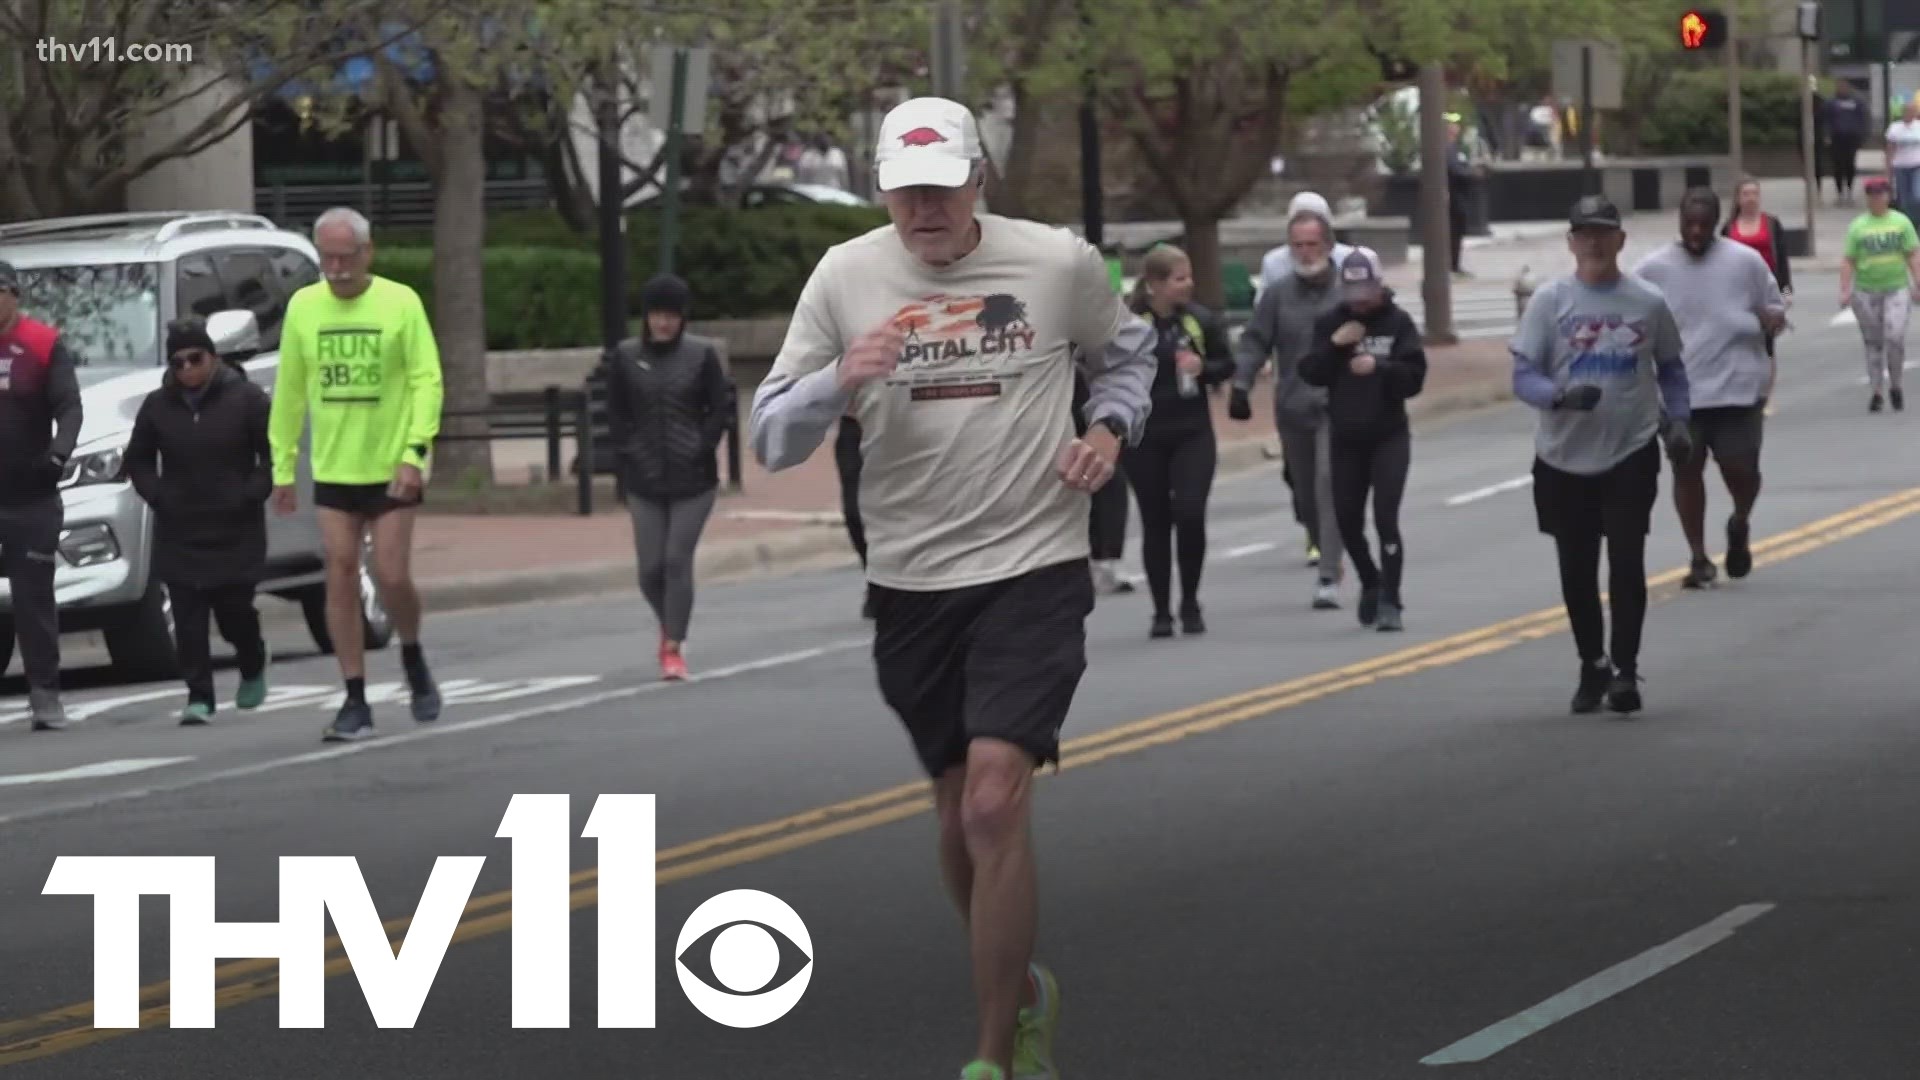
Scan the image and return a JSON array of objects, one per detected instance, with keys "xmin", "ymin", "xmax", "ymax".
[
  {"xmin": 235, "ymin": 649, "xmax": 270, "ymax": 711},
  {"xmin": 1012, "ymin": 962, "xmax": 1060, "ymax": 1079},
  {"xmin": 960, "ymin": 1062, "xmax": 1005, "ymax": 1080},
  {"xmin": 179, "ymin": 701, "xmax": 213, "ymax": 726}
]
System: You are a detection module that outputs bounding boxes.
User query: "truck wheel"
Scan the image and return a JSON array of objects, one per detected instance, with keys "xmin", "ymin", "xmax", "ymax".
[
  {"xmin": 102, "ymin": 581, "xmax": 180, "ymax": 682},
  {"xmin": 300, "ymin": 562, "xmax": 394, "ymax": 655}
]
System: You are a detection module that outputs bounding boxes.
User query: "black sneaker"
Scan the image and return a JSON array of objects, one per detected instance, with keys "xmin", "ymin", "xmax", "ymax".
[
  {"xmin": 1871, "ymin": 392, "xmax": 1884, "ymax": 413},
  {"xmin": 1571, "ymin": 658, "xmax": 1613, "ymax": 714},
  {"xmin": 1682, "ymin": 556, "xmax": 1717, "ymax": 589},
  {"xmin": 1375, "ymin": 600, "xmax": 1404, "ymax": 632},
  {"xmin": 404, "ymin": 659, "xmax": 442, "ymax": 724},
  {"xmin": 1724, "ymin": 516, "xmax": 1752, "ymax": 579},
  {"xmin": 1149, "ymin": 613, "xmax": 1175, "ymax": 639},
  {"xmin": 1357, "ymin": 587, "xmax": 1380, "ymax": 627},
  {"xmin": 1606, "ymin": 670, "xmax": 1643, "ymax": 715},
  {"xmin": 324, "ymin": 700, "xmax": 375, "ymax": 742},
  {"xmin": 1894, "ymin": 387, "xmax": 1906, "ymax": 412},
  {"xmin": 1180, "ymin": 606, "xmax": 1206, "ymax": 635}
]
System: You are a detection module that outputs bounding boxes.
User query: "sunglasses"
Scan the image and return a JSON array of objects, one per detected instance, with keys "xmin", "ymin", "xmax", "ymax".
[{"xmin": 168, "ymin": 349, "xmax": 212, "ymax": 368}]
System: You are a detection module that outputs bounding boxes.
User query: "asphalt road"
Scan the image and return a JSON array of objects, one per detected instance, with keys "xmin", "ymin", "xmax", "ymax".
[{"xmin": 2, "ymin": 270, "xmax": 1918, "ymax": 1077}]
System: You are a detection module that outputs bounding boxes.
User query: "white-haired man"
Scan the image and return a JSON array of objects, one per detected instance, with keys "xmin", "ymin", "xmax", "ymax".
[
  {"xmin": 268, "ymin": 207, "xmax": 445, "ymax": 742},
  {"xmin": 749, "ymin": 97, "xmax": 1157, "ymax": 1080}
]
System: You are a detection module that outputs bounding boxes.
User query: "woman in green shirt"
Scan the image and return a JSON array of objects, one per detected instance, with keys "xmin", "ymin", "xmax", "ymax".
[{"xmin": 1841, "ymin": 175, "xmax": 1920, "ymax": 412}]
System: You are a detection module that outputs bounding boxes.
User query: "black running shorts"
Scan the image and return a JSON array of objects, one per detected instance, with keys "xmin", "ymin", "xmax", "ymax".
[
  {"xmin": 870, "ymin": 557, "xmax": 1095, "ymax": 778},
  {"xmin": 313, "ymin": 481, "xmax": 422, "ymax": 517},
  {"xmin": 1531, "ymin": 438, "xmax": 1661, "ymax": 539},
  {"xmin": 1682, "ymin": 404, "xmax": 1765, "ymax": 471}
]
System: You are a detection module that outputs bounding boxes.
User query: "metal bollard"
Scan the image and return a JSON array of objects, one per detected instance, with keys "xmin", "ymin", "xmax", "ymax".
[{"xmin": 1513, "ymin": 264, "xmax": 1536, "ymax": 320}]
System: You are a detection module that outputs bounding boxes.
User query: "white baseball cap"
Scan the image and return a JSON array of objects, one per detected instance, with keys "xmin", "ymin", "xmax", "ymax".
[{"xmin": 874, "ymin": 97, "xmax": 982, "ymax": 192}]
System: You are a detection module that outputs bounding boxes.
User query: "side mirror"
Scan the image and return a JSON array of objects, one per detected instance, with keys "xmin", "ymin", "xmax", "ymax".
[{"xmin": 206, "ymin": 309, "xmax": 261, "ymax": 356}]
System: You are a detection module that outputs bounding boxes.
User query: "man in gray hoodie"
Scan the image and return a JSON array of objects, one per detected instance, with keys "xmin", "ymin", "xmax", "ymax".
[{"xmin": 1231, "ymin": 210, "xmax": 1346, "ymax": 607}]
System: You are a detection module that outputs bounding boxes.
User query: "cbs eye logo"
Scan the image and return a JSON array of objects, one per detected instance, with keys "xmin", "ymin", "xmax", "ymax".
[{"xmin": 674, "ymin": 890, "xmax": 815, "ymax": 1026}]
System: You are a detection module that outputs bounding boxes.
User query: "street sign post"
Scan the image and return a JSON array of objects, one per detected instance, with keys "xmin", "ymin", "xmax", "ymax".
[
  {"xmin": 650, "ymin": 45, "xmax": 711, "ymax": 278},
  {"xmin": 1552, "ymin": 39, "xmax": 1622, "ymax": 194},
  {"xmin": 1800, "ymin": 1, "xmax": 1821, "ymax": 257}
]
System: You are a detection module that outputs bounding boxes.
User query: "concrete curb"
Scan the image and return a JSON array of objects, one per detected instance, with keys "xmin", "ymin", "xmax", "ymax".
[{"xmin": 418, "ymin": 383, "xmax": 1520, "ymax": 613}]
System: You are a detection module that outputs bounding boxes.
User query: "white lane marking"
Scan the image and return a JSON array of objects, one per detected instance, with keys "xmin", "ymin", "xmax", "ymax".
[
  {"xmin": 1, "ymin": 677, "xmax": 605, "ymax": 727},
  {"xmin": 1419, "ymin": 903, "xmax": 1776, "ymax": 1066},
  {"xmin": 0, "ymin": 641, "xmax": 869, "ymax": 830},
  {"xmin": 0, "ymin": 687, "xmax": 181, "ymax": 728},
  {"xmin": 0, "ymin": 757, "xmax": 192, "ymax": 788},
  {"xmin": 1223, "ymin": 541, "xmax": 1279, "ymax": 559},
  {"xmin": 1446, "ymin": 475, "xmax": 1532, "ymax": 507}
]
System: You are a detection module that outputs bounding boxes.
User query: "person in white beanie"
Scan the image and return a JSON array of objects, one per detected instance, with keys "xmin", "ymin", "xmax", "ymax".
[{"xmin": 1259, "ymin": 190, "xmax": 1381, "ymax": 292}]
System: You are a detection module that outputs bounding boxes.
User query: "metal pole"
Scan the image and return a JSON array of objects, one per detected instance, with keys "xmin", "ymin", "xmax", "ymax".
[
  {"xmin": 1580, "ymin": 46, "xmax": 1595, "ymax": 192},
  {"xmin": 931, "ymin": 2, "xmax": 964, "ymax": 98},
  {"xmin": 1728, "ymin": 9, "xmax": 1743, "ymax": 179},
  {"xmin": 657, "ymin": 47, "xmax": 689, "ymax": 277},
  {"xmin": 1802, "ymin": 38, "xmax": 1819, "ymax": 256},
  {"xmin": 1417, "ymin": 61, "xmax": 1456, "ymax": 344},
  {"xmin": 596, "ymin": 71, "xmax": 627, "ymax": 352},
  {"xmin": 1080, "ymin": 96, "xmax": 1103, "ymax": 247}
]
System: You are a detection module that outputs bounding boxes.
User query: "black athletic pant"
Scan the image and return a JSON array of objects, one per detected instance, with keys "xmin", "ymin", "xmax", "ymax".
[
  {"xmin": 0, "ymin": 498, "xmax": 63, "ymax": 692},
  {"xmin": 1831, "ymin": 134, "xmax": 1862, "ymax": 194},
  {"xmin": 1123, "ymin": 421, "xmax": 1216, "ymax": 616},
  {"xmin": 835, "ymin": 418, "xmax": 865, "ymax": 566},
  {"xmin": 1329, "ymin": 428, "xmax": 1411, "ymax": 602},
  {"xmin": 170, "ymin": 581, "xmax": 266, "ymax": 707},
  {"xmin": 1089, "ymin": 457, "xmax": 1128, "ymax": 561},
  {"xmin": 1553, "ymin": 528, "xmax": 1648, "ymax": 674}
]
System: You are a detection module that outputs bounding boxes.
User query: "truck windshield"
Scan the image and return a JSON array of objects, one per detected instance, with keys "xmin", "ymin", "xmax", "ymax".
[{"xmin": 8, "ymin": 262, "xmax": 162, "ymax": 368}]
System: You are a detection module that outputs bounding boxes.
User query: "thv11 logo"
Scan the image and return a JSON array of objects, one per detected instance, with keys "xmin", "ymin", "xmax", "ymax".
[{"xmin": 42, "ymin": 794, "xmax": 814, "ymax": 1030}]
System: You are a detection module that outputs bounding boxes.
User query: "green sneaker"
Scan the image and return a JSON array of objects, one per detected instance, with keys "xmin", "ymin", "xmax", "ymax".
[
  {"xmin": 235, "ymin": 651, "xmax": 269, "ymax": 711},
  {"xmin": 179, "ymin": 701, "xmax": 213, "ymax": 726},
  {"xmin": 960, "ymin": 1062, "xmax": 1005, "ymax": 1080},
  {"xmin": 1012, "ymin": 963, "xmax": 1060, "ymax": 1079}
]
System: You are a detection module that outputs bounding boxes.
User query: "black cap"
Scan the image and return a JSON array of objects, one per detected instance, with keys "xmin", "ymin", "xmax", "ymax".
[
  {"xmin": 639, "ymin": 273, "xmax": 691, "ymax": 316},
  {"xmin": 1569, "ymin": 194, "xmax": 1622, "ymax": 229},
  {"xmin": 0, "ymin": 260, "xmax": 18, "ymax": 294},
  {"xmin": 165, "ymin": 316, "xmax": 216, "ymax": 358}
]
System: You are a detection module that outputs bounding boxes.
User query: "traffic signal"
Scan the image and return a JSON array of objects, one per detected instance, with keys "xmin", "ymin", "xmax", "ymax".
[{"xmin": 1680, "ymin": 8, "xmax": 1728, "ymax": 50}]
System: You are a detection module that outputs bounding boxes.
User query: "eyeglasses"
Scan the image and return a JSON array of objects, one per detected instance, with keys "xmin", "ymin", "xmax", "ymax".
[{"xmin": 168, "ymin": 349, "xmax": 211, "ymax": 368}]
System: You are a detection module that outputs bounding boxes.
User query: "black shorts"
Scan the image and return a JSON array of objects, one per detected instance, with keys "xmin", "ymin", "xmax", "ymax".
[
  {"xmin": 1683, "ymin": 404, "xmax": 1765, "ymax": 469},
  {"xmin": 313, "ymin": 481, "xmax": 421, "ymax": 517},
  {"xmin": 1532, "ymin": 438, "xmax": 1662, "ymax": 539},
  {"xmin": 870, "ymin": 557, "xmax": 1095, "ymax": 778}
]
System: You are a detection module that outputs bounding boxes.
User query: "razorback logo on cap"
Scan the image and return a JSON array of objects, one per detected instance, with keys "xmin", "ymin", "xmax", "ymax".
[{"xmin": 898, "ymin": 126, "xmax": 948, "ymax": 147}]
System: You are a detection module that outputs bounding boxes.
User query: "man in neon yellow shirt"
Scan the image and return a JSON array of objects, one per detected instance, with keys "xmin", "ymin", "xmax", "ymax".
[
  {"xmin": 269, "ymin": 207, "xmax": 444, "ymax": 741},
  {"xmin": 1840, "ymin": 175, "xmax": 1920, "ymax": 412}
]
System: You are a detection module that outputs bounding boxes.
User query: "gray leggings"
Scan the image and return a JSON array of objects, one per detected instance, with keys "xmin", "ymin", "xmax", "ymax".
[{"xmin": 628, "ymin": 488, "xmax": 716, "ymax": 641}]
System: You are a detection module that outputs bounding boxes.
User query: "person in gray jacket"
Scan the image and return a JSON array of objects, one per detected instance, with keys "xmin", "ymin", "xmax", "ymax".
[{"xmin": 1229, "ymin": 210, "xmax": 1347, "ymax": 608}]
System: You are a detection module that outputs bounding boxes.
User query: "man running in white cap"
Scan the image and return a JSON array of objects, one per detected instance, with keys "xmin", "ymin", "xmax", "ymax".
[{"xmin": 749, "ymin": 96, "xmax": 1157, "ymax": 1080}]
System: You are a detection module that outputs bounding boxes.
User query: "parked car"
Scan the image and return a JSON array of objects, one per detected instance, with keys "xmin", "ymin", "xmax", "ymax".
[{"xmin": 0, "ymin": 211, "xmax": 392, "ymax": 683}]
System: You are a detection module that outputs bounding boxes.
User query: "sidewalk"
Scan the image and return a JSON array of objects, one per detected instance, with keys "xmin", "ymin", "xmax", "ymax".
[{"xmin": 416, "ymin": 336, "xmax": 1517, "ymax": 611}]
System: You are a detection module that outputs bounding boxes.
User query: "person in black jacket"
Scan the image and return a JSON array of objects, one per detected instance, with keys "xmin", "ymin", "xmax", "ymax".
[
  {"xmin": 605, "ymin": 274, "xmax": 736, "ymax": 681},
  {"xmin": 1121, "ymin": 244, "xmax": 1235, "ymax": 638},
  {"xmin": 0, "ymin": 260, "xmax": 83, "ymax": 730},
  {"xmin": 124, "ymin": 318, "xmax": 274, "ymax": 724},
  {"xmin": 1300, "ymin": 252, "xmax": 1427, "ymax": 632}
]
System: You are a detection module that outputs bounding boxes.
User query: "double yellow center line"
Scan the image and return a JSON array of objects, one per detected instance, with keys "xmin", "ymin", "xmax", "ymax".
[{"xmin": 3, "ymin": 485, "xmax": 1918, "ymax": 1066}]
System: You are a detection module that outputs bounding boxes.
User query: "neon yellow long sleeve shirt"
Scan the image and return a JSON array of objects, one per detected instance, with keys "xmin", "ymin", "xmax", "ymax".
[{"xmin": 268, "ymin": 276, "xmax": 444, "ymax": 486}]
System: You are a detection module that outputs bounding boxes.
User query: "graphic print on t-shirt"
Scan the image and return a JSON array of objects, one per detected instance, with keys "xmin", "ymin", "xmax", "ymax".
[
  {"xmin": 1561, "ymin": 314, "xmax": 1646, "ymax": 380},
  {"xmin": 315, "ymin": 325, "xmax": 386, "ymax": 403},
  {"xmin": 888, "ymin": 292, "xmax": 1038, "ymax": 401}
]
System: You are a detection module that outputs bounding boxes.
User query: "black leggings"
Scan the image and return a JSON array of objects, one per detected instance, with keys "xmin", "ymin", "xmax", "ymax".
[
  {"xmin": 1330, "ymin": 429, "xmax": 1411, "ymax": 601},
  {"xmin": 1552, "ymin": 526, "xmax": 1649, "ymax": 673},
  {"xmin": 836, "ymin": 419, "xmax": 865, "ymax": 566},
  {"xmin": 1124, "ymin": 422, "xmax": 1217, "ymax": 615},
  {"xmin": 1089, "ymin": 456, "xmax": 1129, "ymax": 560}
]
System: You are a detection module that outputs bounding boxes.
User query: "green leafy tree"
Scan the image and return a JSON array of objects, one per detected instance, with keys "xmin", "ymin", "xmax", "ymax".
[{"xmin": 0, "ymin": 0, "xmax": 420, "ymax": 221}]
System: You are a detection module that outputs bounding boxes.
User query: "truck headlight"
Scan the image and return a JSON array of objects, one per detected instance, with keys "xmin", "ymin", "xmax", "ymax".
[
  {"xmin": 59, "ymin": 445, "xmax": 125, "ymax": 489},
  {"xmin": 59, "ymin": 523, "xmax": 120, "ymax": 567}
]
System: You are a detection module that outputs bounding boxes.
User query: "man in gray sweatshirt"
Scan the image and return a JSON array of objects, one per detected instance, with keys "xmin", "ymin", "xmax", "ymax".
[
  {"xmin": 1633, "ymin": 186, "xmax": 1785, "ymax": 589},
  {"xmin": 1230, "ymin": 210, "xmax": 1346, "ymax": 607}
]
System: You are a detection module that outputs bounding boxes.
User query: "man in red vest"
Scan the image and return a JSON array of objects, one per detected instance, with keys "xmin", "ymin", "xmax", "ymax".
[{"xmin": 0, "ymin": 260, "xmax": 84, "ymax": 730}]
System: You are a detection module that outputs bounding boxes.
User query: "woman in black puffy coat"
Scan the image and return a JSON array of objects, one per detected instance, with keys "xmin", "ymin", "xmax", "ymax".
[{"xmin": 604, "ymin": 274, "xmax": 736, "ymax": 680}]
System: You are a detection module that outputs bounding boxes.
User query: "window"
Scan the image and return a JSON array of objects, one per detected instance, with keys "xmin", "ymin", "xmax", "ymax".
[
  {"xmin": 175, "ymin": 254, "xmax": 226, "ymax": 319},
  {"xmin": 13, "ymin": 262, "xmax": 162, "ymax": 367},
  {"xmin": 215, "ymin": 249, "xmax": 285, "ymax": 349},
  {"xmin": 269, "ymin": 246, "xmax": 320, "ymax": 297}
]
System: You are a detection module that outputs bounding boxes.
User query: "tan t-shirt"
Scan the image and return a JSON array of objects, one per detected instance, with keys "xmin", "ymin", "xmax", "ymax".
[{"xmin": 756, "ymin": 215, "xmax": 1150, "ymax": 590}]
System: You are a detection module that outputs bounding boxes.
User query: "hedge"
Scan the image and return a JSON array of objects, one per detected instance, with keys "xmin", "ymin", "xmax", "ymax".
[
  {"xmin": 372, "ymin": 246, "xmax": 602, "ymax": 351},
  {"xmin": 1641, "ymin": 69, "xmax": 1829, "ymax": 154},
  {"xmin": 379, "ymin": 203, "xmax": 890, "ymax": 344}
]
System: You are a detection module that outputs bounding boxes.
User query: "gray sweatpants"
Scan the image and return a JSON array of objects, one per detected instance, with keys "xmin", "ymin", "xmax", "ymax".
[
  {"xmin": 1850, "ymin": 288, "xmax": 1910, "ymax": 393},
  {"xmin": 1277, "ymin": 416, "xmax": 1343, "ymax": 581},
  {"xmin": 628, "ymin": 488, "xmax": 717, "ymax": 642}
]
